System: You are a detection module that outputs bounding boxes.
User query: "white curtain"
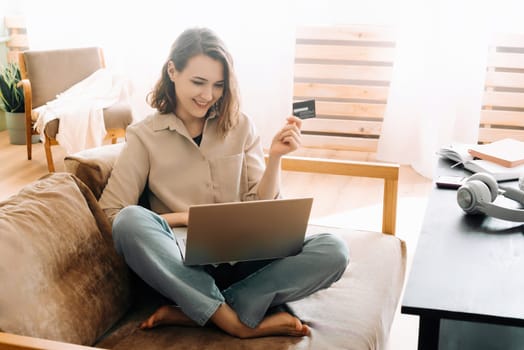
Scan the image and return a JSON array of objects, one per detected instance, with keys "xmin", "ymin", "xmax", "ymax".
[{"xmin": 377, "ymin": 0, "xmax": 524, "ymax": 178}]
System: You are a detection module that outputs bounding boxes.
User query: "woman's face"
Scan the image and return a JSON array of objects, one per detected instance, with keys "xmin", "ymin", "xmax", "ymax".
[{"xmin": 168, "ymin": 54, "xmax": 225, "ymax": 121}]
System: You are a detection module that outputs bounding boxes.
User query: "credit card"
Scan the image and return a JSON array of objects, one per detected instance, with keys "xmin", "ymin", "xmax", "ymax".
[{"xmin": 292, "ymin": 99, "xmax": 316, "ymax": 119}]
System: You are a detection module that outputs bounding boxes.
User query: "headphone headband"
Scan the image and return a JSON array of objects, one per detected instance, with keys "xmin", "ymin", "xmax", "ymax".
[{"xmin": 479, "ymin": 202, "xmax": 524, "ymax": 222}]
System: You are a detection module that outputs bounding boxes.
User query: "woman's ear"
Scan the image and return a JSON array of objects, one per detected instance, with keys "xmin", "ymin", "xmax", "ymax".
[{"xmin": 167, "ymin": 60, "xmax": 177, "ymax": 82}]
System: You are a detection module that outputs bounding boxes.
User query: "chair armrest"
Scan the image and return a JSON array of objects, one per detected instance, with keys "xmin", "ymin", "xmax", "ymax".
[
  {"xmin": 0, "ymin": 332, "xmax": 102, "ymax": 350},
  {"xmin": 18, "ymin": 52, "xmax": 33, "ymax": 125},
  {"xmin": 18, "ymin": 79, "xmax": 33, "ymax": 127},
  {"xmin": 269, "ymin": 155, "xmax": 400, "ymax": 235}
]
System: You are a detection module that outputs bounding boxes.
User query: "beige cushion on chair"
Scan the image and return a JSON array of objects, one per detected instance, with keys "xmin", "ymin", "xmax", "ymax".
[
  {"xmin": 93, "ymin": 226, "xmax": 406, "ymax": 350},
  {"xmin": 288, "ymin": 227, "xmax": 406, "ymax": 349},
  {"xmin": 103, "ymin": 102, "xmax": 134, "ymax": 130}
]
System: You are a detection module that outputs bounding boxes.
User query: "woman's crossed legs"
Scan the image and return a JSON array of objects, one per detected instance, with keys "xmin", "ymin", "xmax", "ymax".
[{"xmin": 112, "ymin": 206, "xmax": 348, "ymax": 338}]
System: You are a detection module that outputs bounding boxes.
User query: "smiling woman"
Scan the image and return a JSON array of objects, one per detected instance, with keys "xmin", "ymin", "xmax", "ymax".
[{"xmin": 96, "ymin": 27, "xmax": 350, "ymax": 339}]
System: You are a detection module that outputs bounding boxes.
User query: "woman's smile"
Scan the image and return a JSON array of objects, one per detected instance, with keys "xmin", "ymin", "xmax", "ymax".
[{"xmin": 193, "ymin": 99, "xmax": 210, "ymax": 109}]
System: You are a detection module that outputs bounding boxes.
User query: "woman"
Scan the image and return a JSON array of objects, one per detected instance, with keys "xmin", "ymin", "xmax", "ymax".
[{"xmin": 99, "ymin": 27, "xmax": 349, "ymax": 338}]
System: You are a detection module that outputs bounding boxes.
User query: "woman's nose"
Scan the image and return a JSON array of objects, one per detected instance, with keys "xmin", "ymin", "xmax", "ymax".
[{"xmin": 201, "ymin": 86, "xmax": 213, "ymax": 101}]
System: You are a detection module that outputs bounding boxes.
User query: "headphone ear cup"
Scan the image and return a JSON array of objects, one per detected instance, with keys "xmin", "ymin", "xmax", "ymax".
[
  {"xmin": 457, "ymin": 180, "xmax": 492, "ymax": 214},
  {"xmin": 466, "ymin": 173, "xmax": 498, "ymax": 201}
]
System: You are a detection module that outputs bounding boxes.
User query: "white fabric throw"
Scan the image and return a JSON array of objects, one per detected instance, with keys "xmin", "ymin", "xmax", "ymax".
[{"xmin": 33, "ymin": 68, "xmax": 130, "ymax": 154}]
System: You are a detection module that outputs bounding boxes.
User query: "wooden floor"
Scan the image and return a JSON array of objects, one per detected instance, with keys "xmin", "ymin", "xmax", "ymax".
[
  {"xmin": 0, "ymin": 129, "xmax": 433, "ymax": 350},
  {"xmin": 0, "ymin": 130, "xmax": 65, "ymax": 199}
]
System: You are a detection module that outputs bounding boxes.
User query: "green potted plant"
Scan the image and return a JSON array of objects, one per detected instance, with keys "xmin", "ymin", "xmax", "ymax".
[
  {"xmin": 0, "ymin": 62, "xmax": 38, "ymax": 144},
  {"xmin": 0, "ymin": 106, "xmax": 4, "ymax": 131}
]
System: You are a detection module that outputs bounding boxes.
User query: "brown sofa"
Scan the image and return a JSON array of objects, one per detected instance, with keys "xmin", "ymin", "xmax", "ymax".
[{"xmin": 0, "ymin": 144, "xmax": 406, "ymax": 350}]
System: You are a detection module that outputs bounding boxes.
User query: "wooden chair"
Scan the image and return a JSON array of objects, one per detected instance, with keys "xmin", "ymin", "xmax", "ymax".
[
  {"xmin": 294, "ymin": 25, "xmax": 396, "ymax": 159},
  {"xmin": 18, "ymin": 47, "xmax": 133, "ymax": 172},
  {"xmin": 480, "ymin": 32, "xmax": 524, "ymax": 143}
]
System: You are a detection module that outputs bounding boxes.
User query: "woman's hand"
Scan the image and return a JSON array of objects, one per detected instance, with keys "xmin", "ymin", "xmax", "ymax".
[
  {"xmin": 161, "ymin": 212, "xmax": 189, "ymax": 227},
  {"xmin": 268, "ymin": 116, "xmax": 302, "ymax": 157},
  {"xmin": 257, "ymin": 116, "xmax": 301, "ymax": 199}
]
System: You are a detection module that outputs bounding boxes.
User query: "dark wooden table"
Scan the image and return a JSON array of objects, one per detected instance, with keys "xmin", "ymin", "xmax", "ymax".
[{"xmin": 401, "ymin": 158, "xmax": 524, "ymax": 350}]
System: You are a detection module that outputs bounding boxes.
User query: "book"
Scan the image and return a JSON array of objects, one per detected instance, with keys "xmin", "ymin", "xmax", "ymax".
[
  {"xmin": 467, "ymin": 138, "xmax": 524, "ymax": 168},
  {"xmin": 438, "ymin": 143, "xmax": 524, "ymax": 181}
]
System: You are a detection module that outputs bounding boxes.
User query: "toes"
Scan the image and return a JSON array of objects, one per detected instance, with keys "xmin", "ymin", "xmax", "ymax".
[
  {"xmin": 302, "ymin": 324, "xmax": 311, "ymax": 336},
  {"xmin": 139, "ymin": 317, "xmax": 154, "ymax": 330},
  {"xmin": 288, "ymin": 317, "xmax": 310, "ymax": 337}
]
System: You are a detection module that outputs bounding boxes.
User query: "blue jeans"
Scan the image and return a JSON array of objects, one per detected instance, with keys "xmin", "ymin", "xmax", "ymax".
[{"xmin": 112, "ymin": 205, "xmax": 349, "ymax": 328}]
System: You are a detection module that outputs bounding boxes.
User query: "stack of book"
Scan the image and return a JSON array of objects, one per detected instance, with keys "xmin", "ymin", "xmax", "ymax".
[{"xmin": 438, "ymin": 138, "xmax": 524, "ymax": 181}]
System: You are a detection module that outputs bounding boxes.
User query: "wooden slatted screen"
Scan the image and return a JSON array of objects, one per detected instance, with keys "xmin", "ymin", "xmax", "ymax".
[
  {"xmin": 4, "ymin": 16, "xmax": 29, "ymax": 64},
  {"xmin": 294, "ymin": 25, "xmax": 396, "ymax": 153},
  {"xmin": 481, "ymin": 33, "xmax": 524, "ymax": 143}
]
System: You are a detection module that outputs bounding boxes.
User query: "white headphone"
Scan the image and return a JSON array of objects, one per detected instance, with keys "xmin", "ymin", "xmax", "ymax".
[{"xmin": 457, "ymin": 173, "xmax": 524, "ymax": 221}]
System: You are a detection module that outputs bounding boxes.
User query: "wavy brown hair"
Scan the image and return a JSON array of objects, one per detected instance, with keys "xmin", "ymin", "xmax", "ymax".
[{"xmin": 147, "ymin": 27, "xmax": 240, "ymax": 136}]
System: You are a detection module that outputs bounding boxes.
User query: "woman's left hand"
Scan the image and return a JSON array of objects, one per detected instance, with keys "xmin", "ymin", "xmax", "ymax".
[{"xmin": 269, "ymin": 116, "xmax": 302, "ymax": 157}]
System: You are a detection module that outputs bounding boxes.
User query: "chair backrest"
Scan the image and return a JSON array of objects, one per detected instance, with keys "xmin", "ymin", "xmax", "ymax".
[
  {"xmin": 19, "ymin": 47, "xmax": 105, "ymax": 108},
  {"xmin": 294, "ymin": 25, "xmax": 396, "ymax": 154},
  {"xmin": 480, "ymin": 33, "xmax": 524, "ymax": 143}
]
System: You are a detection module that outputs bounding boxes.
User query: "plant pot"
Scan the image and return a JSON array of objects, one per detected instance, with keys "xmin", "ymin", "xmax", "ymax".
[
  {"xmin": 5, "ymin": 112, "xmax": 39, "ymax": 145},
  {"xmin": 0, "ymin": 110, "xmax": 6, "ymax": 131}
]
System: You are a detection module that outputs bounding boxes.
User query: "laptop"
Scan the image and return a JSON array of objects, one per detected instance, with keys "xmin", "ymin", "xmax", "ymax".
[{"xmin": 172, "ymin": 197, "xmax": 313, "ymax": 266}]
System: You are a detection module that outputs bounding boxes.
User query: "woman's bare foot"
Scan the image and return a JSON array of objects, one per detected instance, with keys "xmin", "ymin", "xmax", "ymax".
[
  {"xmin": 141, "ymin": 304, "xmax": 310, "ymax": 338},
  {"xmin": 210, "ymin": 304, "xmax": 310, "ymax": 339},
  {"xmin": 250, "ymin": 312, "xmax": 310, "ymax": 338},
  {"xmin": 139, "ymin": 305, "xmax": 198, "ymax": 329}
]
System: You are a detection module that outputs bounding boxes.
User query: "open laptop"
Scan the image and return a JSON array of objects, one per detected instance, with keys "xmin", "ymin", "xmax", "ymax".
[{"xmin": 172, "ymin": 197, "xmax": 313, "ymax": 266}]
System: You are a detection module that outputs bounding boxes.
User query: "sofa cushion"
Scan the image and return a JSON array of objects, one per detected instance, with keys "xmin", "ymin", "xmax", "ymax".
[
  {"xmin": 65, "ymin": 143, "xmax": 124, "ymax": 200},
  {"xmin": 94, "ymin": 225, "xmax": 406, "ymax": 350},
  {"xmin": 0, "ymin": 173, "xmax": 132, "ymax": 346},
  {"xmin": 65, "ymin": 143, "xmax": 150, "ymax": 208}
]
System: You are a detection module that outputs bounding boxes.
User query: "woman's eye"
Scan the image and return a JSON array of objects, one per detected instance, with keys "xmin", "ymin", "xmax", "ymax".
[
  {"xmin": 214, "ymin": 83, "xmax": 224, "ymax": 89},
  {"xmin": 192, "ymin": 80, "xmax": 204, "ymax": 85}
]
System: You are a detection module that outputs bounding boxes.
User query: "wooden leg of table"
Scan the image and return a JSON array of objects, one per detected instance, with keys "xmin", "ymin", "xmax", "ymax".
[{"xmin": 418, "ymin": 316, "xmax": 440, "ymax": 350}]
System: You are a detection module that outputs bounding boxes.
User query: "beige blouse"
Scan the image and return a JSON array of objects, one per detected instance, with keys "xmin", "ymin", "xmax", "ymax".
[{"xmin": 99, "ymin": 111, "xmax": 266, "ymax": 224}]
